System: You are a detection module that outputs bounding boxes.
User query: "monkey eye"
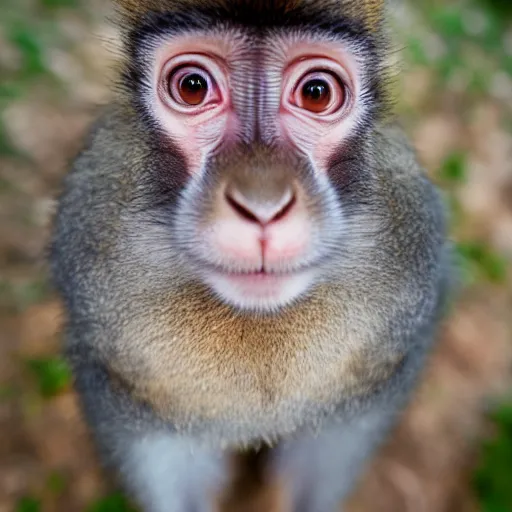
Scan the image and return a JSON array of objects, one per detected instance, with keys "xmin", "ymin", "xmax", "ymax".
[
  {"xmin": 176, "ymin": 72, "xmax": 208, "ymax": 105},
  {"xmin": 166, "ymin": 64, "xmax": 221, "ymax": 110},
  {"xmin": 292, "ymin": 71, "xmax": 346, "ymax": 115}
]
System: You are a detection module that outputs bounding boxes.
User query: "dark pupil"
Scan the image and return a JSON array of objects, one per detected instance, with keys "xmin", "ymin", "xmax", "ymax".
[
  {"xmin": 181, "ymin": 73, "xmax": 207, "ymax": 94},
  {"xmin": 302, "ymin": 79, "xmax": 329, "ymax": 102}
]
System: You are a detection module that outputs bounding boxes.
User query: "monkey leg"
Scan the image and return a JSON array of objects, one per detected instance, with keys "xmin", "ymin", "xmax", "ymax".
[
  {"xmin": 119, "ymin": 433, "xmax": 228, "ymax": 512},
  {"xmin": 271, "ymin": 403, "xmax": 400, "ymax": 512},
  {"xmin": 69, "ymin": 351, "xmax": 229, "ymax": 512}
]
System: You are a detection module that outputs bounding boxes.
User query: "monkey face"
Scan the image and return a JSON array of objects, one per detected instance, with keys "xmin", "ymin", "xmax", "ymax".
[
  {"xmin": 171, "ymin": 143, "xmax": 345, "ymax": 312},
  {"xmin": 122, "ymin": 4, "xmax": 387, "ymax": 312}
]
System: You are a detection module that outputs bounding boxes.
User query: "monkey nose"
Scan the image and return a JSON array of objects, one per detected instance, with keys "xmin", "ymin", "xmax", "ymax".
[{"xmin": 224, "ymin": 185, "xmax": 296, "ymax": 226}]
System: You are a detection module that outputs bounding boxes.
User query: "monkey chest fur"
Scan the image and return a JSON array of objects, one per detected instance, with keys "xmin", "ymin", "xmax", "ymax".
[{"xmin": 105, "ymin": 282, "xmax": 404, "ymax": 446}]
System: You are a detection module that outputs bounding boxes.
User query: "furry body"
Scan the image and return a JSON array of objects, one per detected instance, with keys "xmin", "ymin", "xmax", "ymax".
[{"xmin": 50, "ymin": 0, "xmax": 452, "ymax": 510}]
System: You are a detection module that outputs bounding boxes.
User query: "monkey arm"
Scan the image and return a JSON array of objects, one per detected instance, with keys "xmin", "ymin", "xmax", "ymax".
[
  {"xmin": 270, "ymin": 341, "xmax": 436, "ymax": 512},
  {"xmin": 272, "ymin": 404, "xmax": 400, "ymax": 512},
  {"xmin": 66, "ymin": 341, "xmax": 229, "ymax": 512}
]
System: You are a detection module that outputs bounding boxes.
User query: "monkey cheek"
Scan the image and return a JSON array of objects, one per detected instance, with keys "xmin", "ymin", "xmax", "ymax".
[{"xmin": 263, "ymin": 215, "xmax": 310, "ymax": 266}]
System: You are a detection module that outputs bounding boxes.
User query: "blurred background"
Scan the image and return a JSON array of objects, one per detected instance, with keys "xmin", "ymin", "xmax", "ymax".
[{"xmin": 0, "ymin": 0, "xmax": 511, "ymax": 510}]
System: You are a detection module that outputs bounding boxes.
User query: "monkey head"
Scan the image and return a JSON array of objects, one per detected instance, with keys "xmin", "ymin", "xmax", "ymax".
[
  {"xmin": 115, "ymin": 0, "xmax": 390, "ymax": 312},
  {"xmin": 48, "ymin": 0, "xmax": 450, "ymax": 448}
]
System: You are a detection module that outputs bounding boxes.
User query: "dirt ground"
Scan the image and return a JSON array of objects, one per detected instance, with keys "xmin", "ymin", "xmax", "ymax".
[{"xmin": 1, "ymin": 2, "xmax": 512, "ymax": 511}]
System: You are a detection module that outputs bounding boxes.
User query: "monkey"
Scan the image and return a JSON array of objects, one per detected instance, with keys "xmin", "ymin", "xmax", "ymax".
[{"xmin": 48, "ymin": 0, "xmax": 453, "ymax": 510}]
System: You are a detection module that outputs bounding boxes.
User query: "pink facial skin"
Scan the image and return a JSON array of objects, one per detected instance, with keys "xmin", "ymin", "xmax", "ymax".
[
  {"xmin": 147, "ymin": 30, "xmax": 363, "ymax": 310},
  {"xmin": 206, "ymin": 183, "xmax": 311, "ymax": 271},
  {"xmin": 150, "ymin": 33, "xmax": 249, "ymax": 173},
  {"xmin": 278, "ymin": 47, "xmax": 360, "ymax": 170}
]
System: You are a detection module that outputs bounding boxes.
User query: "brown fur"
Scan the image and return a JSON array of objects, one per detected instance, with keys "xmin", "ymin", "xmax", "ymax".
[
  {"xmin": 105, "ymin": 277, "xmax": 404, "ymax": 445},
  {"xmin": 80, "ymin": 116, "xmax": 409, "ymax": 447}
]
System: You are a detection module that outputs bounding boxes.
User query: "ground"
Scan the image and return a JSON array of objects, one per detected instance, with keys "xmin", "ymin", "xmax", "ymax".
[{"xmin": 0, "ymin": 0, "xmax": 511, "ymax": 511}]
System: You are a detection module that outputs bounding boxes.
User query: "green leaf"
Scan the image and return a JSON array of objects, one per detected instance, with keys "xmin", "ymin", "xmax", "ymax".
[
  {"xmin": 477, "ymin": 0, "xmax": 512, "ymax": 19},
  {"xmin": 0, "ymin": 384, "xmax": 16, "ymax": 401},
  {"xmin": 406, "ymin": 37, "xmax": 429, "ymax": 66},
  {"xmin": 26, "ymin": 357, "xmax": 72, "ymax": 398},
  {"xmin": 489, "ymin": 403, "xmax": 512, "ymax": 429},
  {"xmin": 0, "ymin": 81, "xmax": 24, "ymax": 103},
  {"xmin": 16, "ymin": 496, "xmax": 41, "ymax": 512},
  {"xmin": 473, "ymin": 400, "xmax": 512, "ymax": 510},
  {"xmin": 47, "ymin": 470, "xmax": 68, "ymax": 495},
  {"xmin": 467, "ymin": 68, "xmax": 491, "ymax": 95},
  {"xmin": 456, "ymin": 241, "xmax": 508, "ymax": 284},
  {"xmin": 0, "ymin": 120, "xmax": 19, "ymax": 157},
  {"xmin": 40, "ymin": 0, "xmax": 80, "ymax": 7},
  {"xmin": 438, "ymin": 152, "xmax": 467, "ymax": 184},
  {"xmin": 430, "ymin": 7, "xmax": 467, "ymax": 39},
  {"xmin": 87, "ymin": 492, "xmax": 138, "ymax": 512},
  {"xmin": 8, "ymin": 23, "xmax": 47, "ymax": 77}
]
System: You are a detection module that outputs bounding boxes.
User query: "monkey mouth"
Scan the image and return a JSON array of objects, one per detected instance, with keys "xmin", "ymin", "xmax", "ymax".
[
  {"xmin": 203, "ymin": 258, "xmax": 318, "ymax": 286},
  {"xmin": 201, "ymin": 264, "xmax": 316, "ymax": 311},
  {"xmin": 218, "ymin": 269, "xmax": 292, "ymax": 284}
]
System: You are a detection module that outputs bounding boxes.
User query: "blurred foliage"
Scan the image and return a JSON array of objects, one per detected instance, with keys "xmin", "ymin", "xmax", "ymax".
[
  {"xmin": 16, "ymin": 496, "xmax": 41, "ymax": 512},
  {"xmin": 411, "ymin": 1, "xmax": 512, "ymax": 509},
  {"xmin": 456, "ymin": 241, "xmax": 508, "ymax": 286},
  {"xmin": 400, "ymin": 0, "xmax": 512, "ymax": 111},
  {"xmin": 46, "ymin": 471, "xmax": 68, "ymax": 496},
  {"xmin": 0, "ymin": 383, "xmax": 16, "ymax": 401},
  {"xmin": 0, "ymin": 278, "xmax": 51, "ymax": 313},
  {"xmin": 436, "ymin": 152, "xmax": 508, "ymax": 288},
  {"xmin": 474, "ymin": 402, "xmax": 512, "ymax": 511},
  {"xmin": 25, "ymin": 356, "xmax": 72, "ymax": 398},
  {"xmin": 479, "ymin": 0, "xmax": 512, "ymax": 18},
  {"xmin": 87, "ymin": 492, "xmax": 138, "ymax": 512},
  {"xmin": 0, "ymin": 0, "xmax": 86, "ymax": 156},
  {"xmin": 438, "ymin": 152, "xmax": 467, "ymax": 185}
]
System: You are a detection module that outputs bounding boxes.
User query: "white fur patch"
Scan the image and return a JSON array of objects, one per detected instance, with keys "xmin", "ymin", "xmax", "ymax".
[{"xmin": 123, "ymin": 433, "xmax": 227, "ymax": 512}]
